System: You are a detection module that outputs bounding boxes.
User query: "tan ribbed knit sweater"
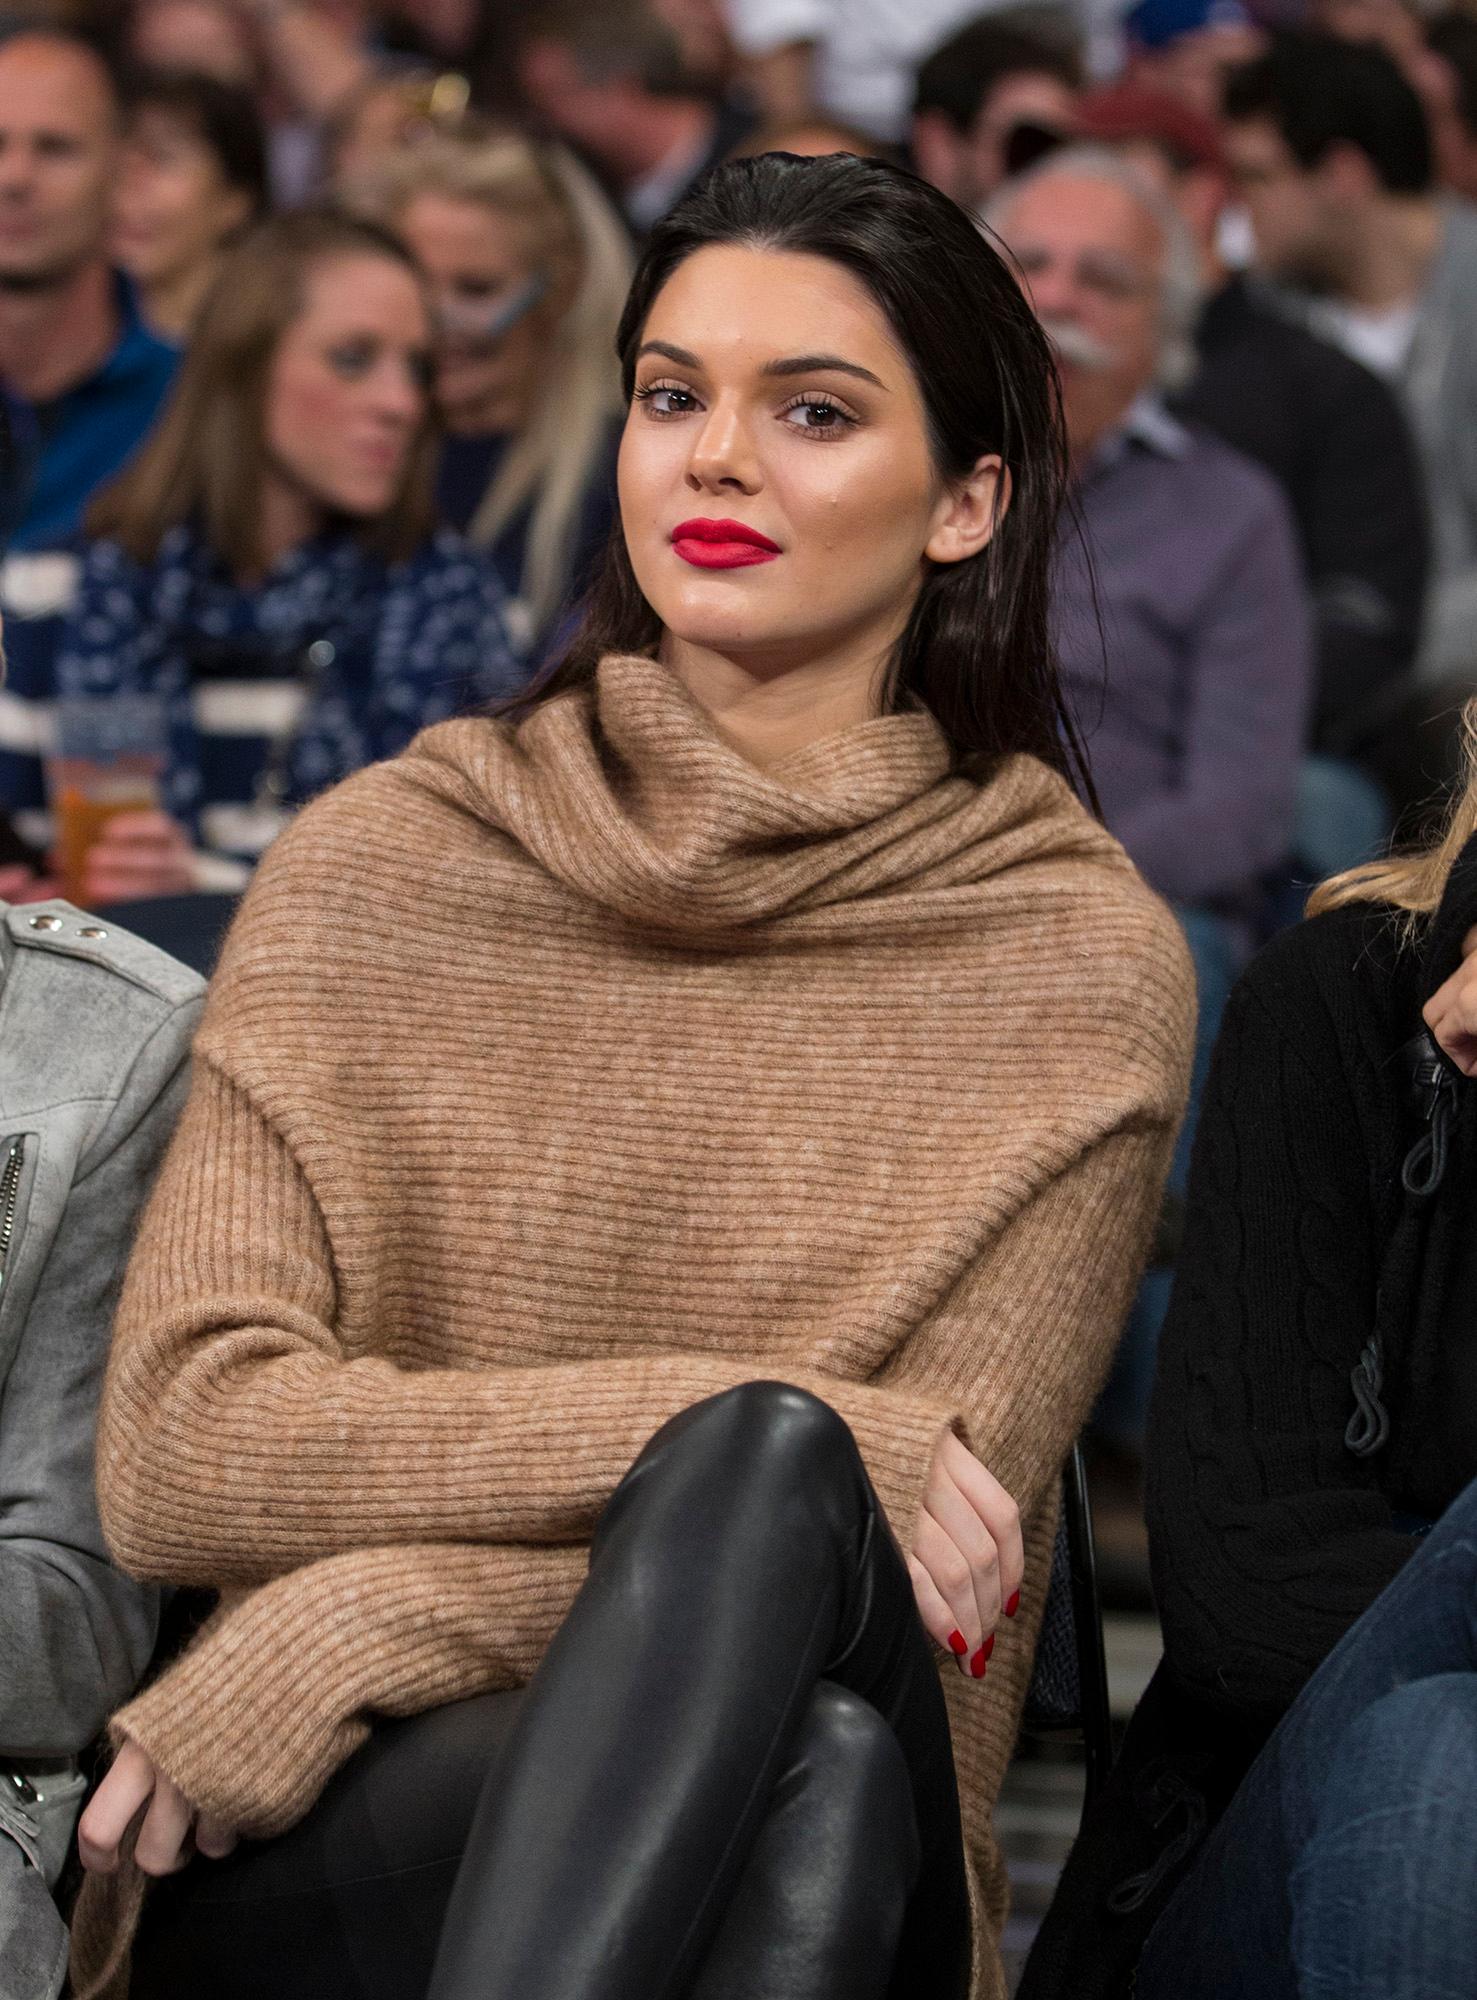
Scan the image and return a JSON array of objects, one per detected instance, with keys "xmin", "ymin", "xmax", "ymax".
[{"xmin": 73, "ymin": 654, "xmax": 1192, "ymax": 2000}]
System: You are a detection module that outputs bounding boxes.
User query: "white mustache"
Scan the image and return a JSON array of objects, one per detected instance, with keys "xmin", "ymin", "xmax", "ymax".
[{"xmin": 1039, "ymin": 317, "xmax": 1117, "ymax": 373}]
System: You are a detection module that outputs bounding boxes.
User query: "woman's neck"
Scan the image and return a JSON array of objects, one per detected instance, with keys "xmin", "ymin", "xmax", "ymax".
[
  {"xmin": 662, "ymin": 633, "xmax": 893, "ymax": 771},
  {"xmin": 250, "ymin": 474, "xmax": 325, "ymax": 582},
  {"xmin": 143, "ymin": 257, "xmax": 220, "ymax": 344}
]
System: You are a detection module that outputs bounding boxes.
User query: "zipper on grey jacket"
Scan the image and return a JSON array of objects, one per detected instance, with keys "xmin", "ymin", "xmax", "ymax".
[{"xmin": 0, "ymin": 1135, "xmax": 24, "ymax": 1291}]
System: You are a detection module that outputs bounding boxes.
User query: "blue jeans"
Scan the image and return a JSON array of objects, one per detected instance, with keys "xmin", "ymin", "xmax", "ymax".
[{"xmin": 1137, "ymin": 1474, "xmax": 1477, "ymax": 1999}]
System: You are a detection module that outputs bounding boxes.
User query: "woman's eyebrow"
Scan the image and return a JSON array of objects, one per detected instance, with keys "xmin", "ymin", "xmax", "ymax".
[
  {"xmin": 762, "ymin": 353, "xmax": 888, "ymax": 390},
  {"xmin": 637, "ymin": 339, "xmax": 703, "ymax": 368},
  {"xmin": 635, "ymin": 340, "xmax": 887, "ymax": 391}
]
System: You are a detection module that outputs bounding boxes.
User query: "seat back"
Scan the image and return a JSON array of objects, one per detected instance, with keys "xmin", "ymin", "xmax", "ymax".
[{"xmin": 1021, "ymin": 1443, "xmax": 1115, "ymax": 1807}]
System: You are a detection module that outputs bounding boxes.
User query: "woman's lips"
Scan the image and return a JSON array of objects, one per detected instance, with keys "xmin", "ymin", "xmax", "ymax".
[{"xmin": 671, "ymin": 517, "xmax": 781, "ymax": 570}]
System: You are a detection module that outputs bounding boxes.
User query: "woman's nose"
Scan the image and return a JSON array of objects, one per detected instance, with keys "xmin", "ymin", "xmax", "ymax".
[
  {"xmin": 370, "ymin": 358, "xmax": 424, "ymax": 425},
  {"xmin": 685, "ymin": 400, "xmax": 761, "ymax": 494}
]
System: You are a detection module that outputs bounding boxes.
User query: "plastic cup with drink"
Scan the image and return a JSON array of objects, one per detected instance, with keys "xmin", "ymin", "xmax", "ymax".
[{"xmin": 47, "ymin": 695, "xmax": 169, "ymax": 906}]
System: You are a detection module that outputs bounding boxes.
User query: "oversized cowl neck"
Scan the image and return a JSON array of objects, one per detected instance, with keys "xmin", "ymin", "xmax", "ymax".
[{"xmin": 401, "ymin": 651, "xmax": 1103, "ymax": 939}]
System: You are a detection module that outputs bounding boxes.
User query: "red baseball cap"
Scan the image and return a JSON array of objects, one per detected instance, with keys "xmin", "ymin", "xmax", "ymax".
[{"xmin": 1073, "ymin": 83, "xmax": 1226, "ymax": 173}]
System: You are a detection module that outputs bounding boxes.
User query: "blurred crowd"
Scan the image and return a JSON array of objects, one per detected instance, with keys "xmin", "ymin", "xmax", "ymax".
[{"xmin": 1, "ymin": 0, "xmax": 1476, "ymax": 1522}]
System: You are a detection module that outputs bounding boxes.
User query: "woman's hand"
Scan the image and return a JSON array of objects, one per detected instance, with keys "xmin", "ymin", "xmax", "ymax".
[
  {"xmin": 1424, "ymin": 921, "xmax": 1477, "ymax": 1075},
  {"xmin": 80, "ymin": 810, "xmax": 196, "ymax": 906},
  {"xmin": 907, "ymin": 1429, "xmax": 1024, "ymax": 1680},
  {"xmin": 78, "ymin": 1738, "xmax": 237, "ymax": 1878}
]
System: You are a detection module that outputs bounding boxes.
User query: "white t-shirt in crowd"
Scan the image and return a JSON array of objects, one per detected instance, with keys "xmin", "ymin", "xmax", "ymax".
[
  {"xmin": 723, "ymin": 0, "xmax": 991, "ymax": 140},
  {"xmin": 1315, "ymin": 297, "xmax": 1421, "ymax": 380}
]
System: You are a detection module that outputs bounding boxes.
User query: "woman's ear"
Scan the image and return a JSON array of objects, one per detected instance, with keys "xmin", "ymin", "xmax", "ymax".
[{"xmin": 924, "ymin": 454, "xmax": 1011, "ymax": 567}]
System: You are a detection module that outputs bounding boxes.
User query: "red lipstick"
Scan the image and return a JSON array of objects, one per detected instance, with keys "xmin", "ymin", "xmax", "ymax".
[{"xmin": 671, "ymin": 517, "xmax": 781, "ymax": 569}]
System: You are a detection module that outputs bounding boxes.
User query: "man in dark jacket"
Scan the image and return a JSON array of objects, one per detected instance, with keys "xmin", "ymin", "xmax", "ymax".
[{"xmin": 1075, "ymin": 80, "xmax": 1430, "ymax": 769}]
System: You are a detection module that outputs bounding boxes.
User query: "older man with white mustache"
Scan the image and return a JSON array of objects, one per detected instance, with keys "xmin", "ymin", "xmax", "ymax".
[{"xmin": 989, "ymin": 147, "xmax": 1315, "ymax": 1461}]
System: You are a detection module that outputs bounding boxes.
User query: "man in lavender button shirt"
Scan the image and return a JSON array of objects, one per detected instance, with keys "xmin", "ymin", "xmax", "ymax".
[
  {"xmin": 991, "ymin": 143, "xmax": 1314, "ymax": 939},
  {"xmin": 990, "ymin": 146, "xmax": 1314, "ymax": 1450}
]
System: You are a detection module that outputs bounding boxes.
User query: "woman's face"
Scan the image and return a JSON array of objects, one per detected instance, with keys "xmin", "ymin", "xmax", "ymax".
[
  {"xmin": 619, "ymin": 243, "xmax": 998, "ymax": 680},
  {"xmin": 396, "ymin": 191, "xmax": 547, "ymax": 436},
  {"xmin": 129, "ymin": 0, "xmax": 257, "ymax": 88},
  {"xmin": 113, "ymin": 109, "xmax": 251, "ymax": 292},
  {"xmin": 263, "ymin": 251, "xmax": 432, "ymax": 522}
]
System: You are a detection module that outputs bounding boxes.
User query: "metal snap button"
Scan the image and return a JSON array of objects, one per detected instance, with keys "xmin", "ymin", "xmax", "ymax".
[
  {"xmin": 28, "ymin": 913, "xmax": 63, "ymax": 931},
  {"xmin": 307, "ymin": 639, "xmax": 336, "ymax": 668},
  {"xmin": 78, "ymin": 926, "xmax": 107, "ymax": 940}
]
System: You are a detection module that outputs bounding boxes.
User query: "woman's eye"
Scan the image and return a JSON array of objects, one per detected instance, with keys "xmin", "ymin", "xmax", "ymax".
[
  {"xmin": 326, "ymin": 341, "xmax": 377, "ymax": 380},
  {"xmin": 781, "ymin": 398, "xmax": 856, "ymax": 436},
  {"xmin": 634, "ymin": 383, "xmax": 699, "ymax": 418}
]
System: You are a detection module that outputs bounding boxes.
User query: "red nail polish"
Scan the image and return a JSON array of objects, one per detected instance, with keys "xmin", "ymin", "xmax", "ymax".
[
  {"xmin": 1005, "ymin": 1590, "xmax": 1021, "ymax": 1618},
  {"xmin": 970, "ymin": 1648, "xmax": 988, "ymax": 1678},
  {"xmin": 980, "ymin": 1632, "xmax": 995, "ymax": 1662},
  {"xmin": 947, "ymin": 1629, "xmax": 967, "ymax": 1656}
]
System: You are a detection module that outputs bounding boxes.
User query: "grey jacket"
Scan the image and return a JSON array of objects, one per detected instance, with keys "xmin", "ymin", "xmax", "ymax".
[
  {"xmin": 1274, "ymin": 199, "xmax": 1477, "ymax": 685},
  {"xmin": 1404, "ymin": 199, "xmax": 1477, "ymax": 681},
  {"xmin": 0, "ymin": 899, "xmax": 202, "ymax": 1997}
]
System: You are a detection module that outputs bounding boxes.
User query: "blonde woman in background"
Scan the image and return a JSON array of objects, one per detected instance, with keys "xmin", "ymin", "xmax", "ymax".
[
  {"xmin": 349, "ymin": 130, "xmax": 633, "ymax": 648},
  {"xmin": 1023, "ymin": 706, "xmax": 1477, "ymax": 1999}
]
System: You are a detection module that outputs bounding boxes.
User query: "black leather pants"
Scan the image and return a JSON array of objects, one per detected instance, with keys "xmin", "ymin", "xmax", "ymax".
[{"xmin": 132, "ymin": 1383, "xmax": 972, "ymax": 2000}]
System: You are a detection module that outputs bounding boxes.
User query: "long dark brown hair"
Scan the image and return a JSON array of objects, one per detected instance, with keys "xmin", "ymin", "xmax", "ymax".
[
  {"xmin": 89, "ymin": 208, "xmax": 439, "ymax": 575},
  {"xmin": 508, "ymin": 150, "xmax": 1092, "ymax": 802}
]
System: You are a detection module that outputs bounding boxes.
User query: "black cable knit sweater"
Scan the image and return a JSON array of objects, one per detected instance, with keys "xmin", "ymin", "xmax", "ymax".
[
  {"xmin": 1020, "ymin": 833, "xmax": 1477, "ymax": 2000},
  {"xmin": 1146, "ymin": 845, "xmax": 1477, "ymax": 1720}
]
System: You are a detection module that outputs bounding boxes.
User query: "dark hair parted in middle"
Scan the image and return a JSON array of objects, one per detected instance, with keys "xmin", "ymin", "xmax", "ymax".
[{"xmin": 513, "ymin": 150, "xmax": 1092, "ymax": 802}]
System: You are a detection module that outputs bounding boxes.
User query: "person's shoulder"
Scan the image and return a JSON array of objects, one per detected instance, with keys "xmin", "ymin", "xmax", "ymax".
[
  {"xmin": 1437, "ymin": 194, "xmax": 1477, "ymax": 276},
  {"xmin": 3, "ymin": 899, "xmax": 203, "ymax": 1011},
  {"xmin": 985, "ymin": 756, "xmax": 1197, "ymax": 1028},
  {"xmin": 1172, "ymin": 419, "xmax": 1292, "ymax": 518},
  {"xmin": 74, "ymin": 533, "xmax": 151, "ymax": 589},
  {"xmin": 1231, "ymin": 898, "xmax": 1414, "ymax": 1070},
  {"xmin": 1, "ymin": 900, "xmax": 203, "ymax": 1115},
  {"xmin": 221, "ymin": 726, "xmax": 509, "ymax": 931},
  {"xmin": 394, "ymin": 526, "xmax": 507, "ymax": 595}
]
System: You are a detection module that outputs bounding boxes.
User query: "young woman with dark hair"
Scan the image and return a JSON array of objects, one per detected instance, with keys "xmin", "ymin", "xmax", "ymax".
[
  {"xmin": 113, "ymin": 68, "xmax": 270, "ymax": 342},
  {"xmin": 71, "ymin": 154, "xmax": 1191, "ymax": 2000}
]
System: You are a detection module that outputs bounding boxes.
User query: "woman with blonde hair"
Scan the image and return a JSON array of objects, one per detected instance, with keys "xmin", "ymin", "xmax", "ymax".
[
  {"xmin": 347, "ymin": 129, "xmax": 633, "ymax": 647},
  {"xmin": 1023, "ymin": 710, "xmax": 1477, "ymax": 2000},
  {"xmin": 53, "ymin": 206, "xmax": 519, "ymax": 901}
]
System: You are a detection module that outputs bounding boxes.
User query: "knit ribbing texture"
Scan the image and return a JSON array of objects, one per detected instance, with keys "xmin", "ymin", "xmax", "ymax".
[{"xmin": 75, "ymin": 654, "xmax": 1193, "ymax": 2000}]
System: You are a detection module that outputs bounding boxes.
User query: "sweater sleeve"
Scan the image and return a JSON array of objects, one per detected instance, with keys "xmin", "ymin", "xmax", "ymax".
[
  {"xmin": 101, "ymin": 1107, "xmax": 1178, "ymax": 1839},
  {"xmin": 101, "ymin": 1045, "xmax": 1178, "ymax": 1600},
  {"xmin": 98, "ymin": 1057, "xmax": 963, "ymax": 1591},
  {"xmin": 112, "ymin": 1539, "xmax": 589, "ymax": 1837},
  {"xmin": 1146, "ymin": 959, "xmax": 1416, "ymax": 1724}
]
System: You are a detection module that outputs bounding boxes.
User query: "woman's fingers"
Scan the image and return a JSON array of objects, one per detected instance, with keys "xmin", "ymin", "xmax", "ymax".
[
  {"xmin": 911, "ymin": 1509, "xmax": 989, "ymax": 1676},
  {"xmin": 78, "ymin": 810, "xmax": 195, "ymax": 904},
  {"xmin": 923, "ymin": 1473, "xmax": 1002, "ymax": 1645},
  {"xmin": 77, "ymin": 1740, "xmax": 158, "ymax": 1874},
  {"xmin": 1423, "ymin": 969, "xmax": 1477, "ymax": 1074},
  {"xmin": 89, "ymin": 810, "xmax": 180, "ymax": 848},
  {"xmin": 132, "ymin": 1770, "xmax": 198, "ymax": 1877},
  {"xmin": 938, "ymin": 1431, "xmax": 1025, "ymax": 1618},
  {"xmin": 906, "ymin": 1551, "xmax": 964, "ymax": 1658},
  {"xmin": 195, "ymin": 1814, "xmax": 239, "ymax": 1862}
]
